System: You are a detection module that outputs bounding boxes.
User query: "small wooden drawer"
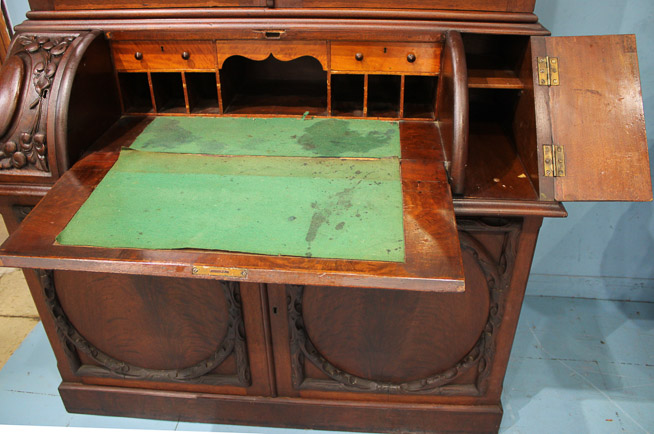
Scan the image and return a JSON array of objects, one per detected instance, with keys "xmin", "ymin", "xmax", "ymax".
[
  {"xmin": 112, "ymin": 41, "xmax": 216, "ymax": 71},
  {"xmin": 331, "ymin": 42, "xmax": 441, "ymax": 74}
]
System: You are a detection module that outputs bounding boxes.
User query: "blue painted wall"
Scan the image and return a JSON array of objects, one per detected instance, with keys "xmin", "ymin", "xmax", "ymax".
[
  {"xmin": 4, "ymin": 0, "xmax": 654, "ymax": 300},
  {"xmin": 3, "ymin": 0, "xmax": 30, "ymax": 29},
  {"xmin": 528, "ymin": 0, "xmax": 654, "ymax": 301}
]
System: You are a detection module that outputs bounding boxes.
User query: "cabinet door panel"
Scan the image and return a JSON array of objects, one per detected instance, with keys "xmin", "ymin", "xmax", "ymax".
[
  {"xmin": 46, "ymin": 271, "xmax": 272, "ymax": 395},
  {"xmin": 533, "ymin": 35, "xmax": 652, "ymax": 202}
]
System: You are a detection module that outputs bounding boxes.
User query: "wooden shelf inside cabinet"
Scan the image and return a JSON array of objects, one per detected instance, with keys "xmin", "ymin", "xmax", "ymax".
[{"xmin": 467, "ymin": 69, "xmax": 525, "ymax": 89}]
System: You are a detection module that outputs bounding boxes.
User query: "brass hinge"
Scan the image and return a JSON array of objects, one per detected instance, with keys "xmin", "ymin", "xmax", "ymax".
[
  {"xmin": 537, "ymin": 57, "xmax": 560, "ymax": 86},
  {"xmin": 543, "ymin": 145, "xmax": 566, "ymax": 177}
]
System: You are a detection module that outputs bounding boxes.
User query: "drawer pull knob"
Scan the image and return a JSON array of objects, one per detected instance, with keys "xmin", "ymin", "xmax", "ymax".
[
  {"xmin": 407, "ymin": 53, "xmax": 416, "ymax": 63},
  {"xmin": 355, "ymin": 52, "xmax": 364, "ymax": 61},
  {"xmin": 181, "ymin": 51, "xmax": 190, "ymax": 60},
  {"xmin": 134, "ymin": 52, "xmax": 143, "ymax": 60}
]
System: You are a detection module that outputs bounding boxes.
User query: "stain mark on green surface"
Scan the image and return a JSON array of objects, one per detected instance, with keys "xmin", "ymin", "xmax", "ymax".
[
  {"xmin": 134, "ymin": 118, "xmax": 206, "ymax": 150},
  {"xmin": 298, "ymin": 119, "xmax": 396, "ymax": 156},
  {"xmin": 306, "ymin": 210, "xmax": 330, "ymax": 243},
  {"xmin": 130, "ymin": 117, "xmax": 400, "ymax": 158},
  {"xmin": 335, "ymin": 222, "xmax": 345, "ymax": 230}
]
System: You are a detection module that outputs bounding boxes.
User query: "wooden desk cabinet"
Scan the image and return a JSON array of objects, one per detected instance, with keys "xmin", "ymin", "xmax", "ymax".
[{"xmin": 0, "ymin": 1, "xmax": 651, "ymax": 432}]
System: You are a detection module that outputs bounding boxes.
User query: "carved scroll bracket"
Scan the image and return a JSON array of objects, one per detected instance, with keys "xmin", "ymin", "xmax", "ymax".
[
  {"xmin": 0, "ymin": 33, "xmax": 80, "ymax": 173},
  {"xmin": 39, "ymin": 270, "xmax": 251, "ymax": 387}
]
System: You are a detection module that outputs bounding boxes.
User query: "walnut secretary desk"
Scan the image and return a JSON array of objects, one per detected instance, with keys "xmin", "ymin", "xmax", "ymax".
[{"xmin": 0, "ymin": 1, "xmax": 651, "ymax": 433}]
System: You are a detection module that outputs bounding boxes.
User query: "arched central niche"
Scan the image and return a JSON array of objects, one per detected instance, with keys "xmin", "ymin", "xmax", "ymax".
[{"xmin": 220, "ymin": 55, "xmax": 327, "ymax": 115}]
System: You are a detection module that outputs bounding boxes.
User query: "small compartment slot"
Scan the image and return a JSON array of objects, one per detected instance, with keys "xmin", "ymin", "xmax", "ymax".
[
  {"xmin": 186, "ymin": 72, "xmax": 220, "ymax": 114},
  {"xmin": 367, "ymin": 75, "xmax": 401, "ymax": 118},
  {"xmin": 151, "ymin": 72, "xmax": 186, "ymax": 114},
  {"xmin": 220, "ymin": 56, "xmax": 327, "ymax": 115},
  {"xmin": 462, "ymin": 34, "xmax": 529, "ymax": 90},
  {"xmin": 468, "ymin": 88, "xmax": 520, "ymax": 124},
  {"xmin": 118, "ymin": 72, "xmax": 152, "ymax": 114},
  {"xmin": 465, "ymin": 88, "xmax": 538, "ymax": 200},
  {"xmin": 331, "ymin": 74, "xmax": 364, "ymax": 117},
  {"xmin": 403, "ymin": 75, "xmax": 437, "ymax": 119}
]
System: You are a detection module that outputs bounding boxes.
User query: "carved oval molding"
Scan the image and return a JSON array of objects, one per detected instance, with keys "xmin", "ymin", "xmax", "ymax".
[
  {"xmin": 301, "ymin": 281, "xmax": 490, "ymax": 383},
  {"xmin": 0, "ymin": 56, "xmax": 25, "ymax": 138},
  {"xmin": 287, "ymin": 219, "xmax": 521, "ymax": 395},
  {"xmin": 40, "ymin": 270, "xmax": 251, "ymax": 387}
]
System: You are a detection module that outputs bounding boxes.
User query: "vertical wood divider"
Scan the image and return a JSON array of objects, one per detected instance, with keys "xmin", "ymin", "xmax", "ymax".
[
  {"xmin": 113, "ymin": 71, "xmax": 125, "ymax": 114},
  {"xmin": 146, "ymin": 71, "xmax": 157, "ymax": 113},
  {"xmin": 326, "ymin": 41, "xmax": 332, "ymax": 116},
  {"xmin": 363, "ymin": 73, "xmax": 369, "ymax": 117},
  {"xmin": 399, "ymin": 74, "xmax": 406, "ymax": 118},
  {"xmin": 181, "ymin": 71, "xmax": 190, "ymax": 114},
  {"xmin": 216, "ymin": 70, "xmax": 224, "ymax": 114},
  {"xmin": 327, "ymin": 71, "xmax": 332, "ymax": 116},
  {"xmin": 108, "ymin": 41, "xmax": 126, "ymax": 114}
]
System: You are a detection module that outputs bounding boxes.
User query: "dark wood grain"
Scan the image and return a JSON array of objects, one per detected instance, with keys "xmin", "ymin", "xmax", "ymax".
[
  {"xmin": 436, "ymin": 30, "xmax": 468, "ymax": 195},
  {"xmin": 55, "ymin": 271, "xmax": 230, "ymax": 371},
  {"xmin": 54, "ymin": 0, "xmax": 267, "ymax": 9},
  {"xmin": 511, "ymin": 37, "xmax": 540, "ymax": 195},
  {"xmin": 27, "ymin": 7, "xmax": 539, "ymax": 24},
  {"xmin": 537, "ymin": 34, "xmax": 652, "ymax": 201},
  {"xmin": 59, "ymin": 382, "xmax": 503, "ymax": 433},
  {"xmin": 300, "ymin": 281, "xmax": 489, "ymax": 383},
  {"xmin": 38, "ymin": 0, "xmax": 535, "ymax": 12},
  {"xmin": 53, "ymin": 31, "xmax": 122, "ymax": 171},
  {"xmin": 464, "ymin": 123, "xmax": 538, "ymax": 200},
  {"xmin": 16, "ymin": 19, "xmax": 550, "ymax": 39}
]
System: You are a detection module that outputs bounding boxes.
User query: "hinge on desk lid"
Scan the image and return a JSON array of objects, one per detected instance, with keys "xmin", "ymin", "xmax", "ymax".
[
  {"xmin": 543, "ymin": 145, "xmax": 566, "ymax": 177},
  {"xmin": 537, "ymin": 57, "xmax": 560, "ymax": 86}
]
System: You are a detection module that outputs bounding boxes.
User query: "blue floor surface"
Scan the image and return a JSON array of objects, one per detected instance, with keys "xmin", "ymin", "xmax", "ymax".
[{"xmin": 1, "ymin": 295, "xmax": 652, "ymax": 433}]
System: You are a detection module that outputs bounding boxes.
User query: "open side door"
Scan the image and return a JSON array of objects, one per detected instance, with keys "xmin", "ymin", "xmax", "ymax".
[{"xmin": 532, "ymin": 34, "xmax": 652, "ymax": 202}]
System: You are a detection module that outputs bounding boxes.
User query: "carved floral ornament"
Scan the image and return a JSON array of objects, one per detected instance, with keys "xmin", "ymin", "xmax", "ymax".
[{"xmin": 0, "ymin": 34, "xmax": 76, "ymax": 172}]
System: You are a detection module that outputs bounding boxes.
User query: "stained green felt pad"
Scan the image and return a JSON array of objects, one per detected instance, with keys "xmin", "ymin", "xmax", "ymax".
[
  {"xmin": 57, "ymin": 149, "xmax": 405, "ymax": 262},
  {"xmin": 129, "ymin": 116, "xmax": 401, "ymax": 158}
]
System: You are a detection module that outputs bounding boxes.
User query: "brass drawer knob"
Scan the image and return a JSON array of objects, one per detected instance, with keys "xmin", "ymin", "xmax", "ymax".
[
  {"xmin": 355, "ymin": 52, "xmax": 364, "ymax": 61},
  {"xmin": 407, "ymin": 53, "xmax": 416, "ymax": 63},
  {"xmin": 134, "ymin": 52, "xmax": 143, "ymax": 60},
  {"xmin": 181, "ymin": 51, "xmax": 190, "ymax": 60}
]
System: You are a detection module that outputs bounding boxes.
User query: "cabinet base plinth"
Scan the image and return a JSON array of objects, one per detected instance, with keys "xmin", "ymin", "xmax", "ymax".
[{"xmin": 59, "ymin": 382, "xmax": 502, "ymax": 433}]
